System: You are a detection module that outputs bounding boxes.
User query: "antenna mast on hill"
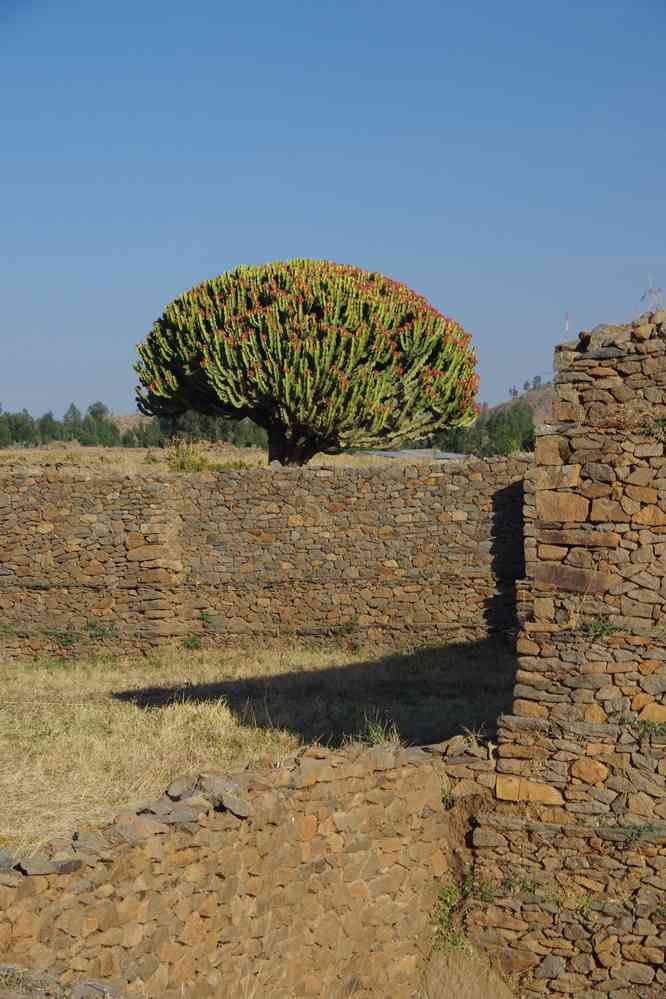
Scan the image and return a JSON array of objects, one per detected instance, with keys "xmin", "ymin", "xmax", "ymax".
[
  {"xmin": 565, "ymin": 310, "xmax": 570, "ymax": 338},
  {"xmin": 641, "ymin": 276, "xmax": 663, "ymax": 313}
]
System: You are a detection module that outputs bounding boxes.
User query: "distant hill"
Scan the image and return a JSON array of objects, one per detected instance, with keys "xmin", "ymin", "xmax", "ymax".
[
  {"xmin": 492, "ymin": 383, "xmax": 554, "ymax": 426},
  {"xmin": 112, "ymin": 413, "xmax": 152, "ymax": 433}
]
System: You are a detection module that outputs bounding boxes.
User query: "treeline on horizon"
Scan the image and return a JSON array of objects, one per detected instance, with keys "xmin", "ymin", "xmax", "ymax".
[
  {"xmin": 0, "ymin": 398, "xmax": 537, "ymax": 458},
  {"xmin": 0, "ymin": 403, "xmax": 268, "ymax": 451}
]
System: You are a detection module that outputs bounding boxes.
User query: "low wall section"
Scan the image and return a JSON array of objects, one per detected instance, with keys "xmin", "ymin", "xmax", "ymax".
[
  {"xmin": 0, "ymin": 741, "xmax": 495, "ymax": 999},
  {"xmin": 0, "ymin": 457, "xmax": 527, "ymax": 656}
]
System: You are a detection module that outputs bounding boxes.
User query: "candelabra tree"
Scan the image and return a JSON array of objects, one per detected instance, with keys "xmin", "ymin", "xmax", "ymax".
[{"xmin": 135, "ymin": 259, "xmax": 479, "ymax": 465}]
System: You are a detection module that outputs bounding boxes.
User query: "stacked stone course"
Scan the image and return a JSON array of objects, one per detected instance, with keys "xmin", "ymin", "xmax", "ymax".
[{"xmin": 0, "ymin": 458, "xmax": 527, "ymax": 656}]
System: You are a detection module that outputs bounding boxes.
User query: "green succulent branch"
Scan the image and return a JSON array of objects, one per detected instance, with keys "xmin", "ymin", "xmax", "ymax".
[{"xmin": 135, "ymin": 259, "xmax": 479, "ymax": 465}]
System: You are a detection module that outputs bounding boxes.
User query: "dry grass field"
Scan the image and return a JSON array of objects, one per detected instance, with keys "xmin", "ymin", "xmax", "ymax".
[
  {"xmin": 0, "ymin": 636, "xmax": 516, "ymax": 859},
  {"xmin": 0, "ymin": 440, "xmax": 435, "ymax": 474}
]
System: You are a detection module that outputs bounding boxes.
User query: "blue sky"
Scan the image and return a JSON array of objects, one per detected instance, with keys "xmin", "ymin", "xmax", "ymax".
[{"xmin": 1, "ymin": 0, "xmax": 665, "ymax": 417}]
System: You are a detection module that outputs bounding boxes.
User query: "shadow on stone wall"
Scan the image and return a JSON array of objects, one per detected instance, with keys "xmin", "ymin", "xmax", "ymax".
[
  {"xmin": 484, "ymin": 479, "xmax": 525, "ymax": 633},
  {"xmin": 114, "ymin": 636, "xmax": 517, "ymax": 746}
]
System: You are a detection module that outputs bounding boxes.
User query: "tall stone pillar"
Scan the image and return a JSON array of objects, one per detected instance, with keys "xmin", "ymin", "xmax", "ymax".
[
  {"xmin": 516, "ymin": 311, "xmax": 666, "ymax": 727},
  {"xmin": 467, "ymin": 313, "xmax": 666, "ymax": 998}
]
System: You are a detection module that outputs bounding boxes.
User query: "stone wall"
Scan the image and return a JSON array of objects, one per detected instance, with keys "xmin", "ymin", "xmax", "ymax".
[
  {"xmin": 0, "ymin": 740, "xmax": 496, "ymax": 999},
  {"xmin": 468, "ymin": 313, "xmax": 666, "ymax": 998},
  {"xmin": 0, "ymin": 458, "xmax": 528, "ymax": 656}
]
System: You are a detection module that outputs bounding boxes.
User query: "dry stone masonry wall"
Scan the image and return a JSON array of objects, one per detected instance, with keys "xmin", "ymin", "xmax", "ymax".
[
  {"xmin": 469, "ymin": 312, "xmax": 666, "ymax": 998},
  {"xmin": 0, "ymin": 741, "xmax": 494, "ymax": 999},
  {"xmin": 0, "ymin": 458, "xmax": 527, "ymax": 656}
]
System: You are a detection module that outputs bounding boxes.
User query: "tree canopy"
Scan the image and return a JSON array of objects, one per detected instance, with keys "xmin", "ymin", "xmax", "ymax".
[{"xmin": 135, "ymin": 259, "xmax": 479, "ymax": 464}]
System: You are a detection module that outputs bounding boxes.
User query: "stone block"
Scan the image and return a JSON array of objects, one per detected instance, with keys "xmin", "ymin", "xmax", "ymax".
[
  {"xmin": 571, "ymin": 759, "xmax": 609, "ymax": 784},
  {"xmin": 537, "ymin": 491, "xmax": 589, "ymax": 523},
  {"xmin": 495, "ymin": 775, "xmax": 564, "ymax": 805},
  {"xmin": 533, "ymin": 562, "xmax": 615, "ymax": 595}
]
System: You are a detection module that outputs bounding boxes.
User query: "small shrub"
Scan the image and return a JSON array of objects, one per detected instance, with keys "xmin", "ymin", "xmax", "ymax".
[
  {"xmin": 637, "ymin": 418, "xmax": 666, "ymax": 440},
  {"xmin": 85, "ymin": 619, "xmax": 118, "ymax": 640},
  {"xmin": 45, "ymin": 627, "xmax": 80, "ymax": 648},
  {"xmin": 183, "ymin": 634, "xmax": 202, "ymax": 651},
  {"xmin": 164, "ymin": 437, "xmax": 213, "ymax": 473},
  {"xmin": 441, "ymin": 783, "xmax": 455, "ymax": 810},
  {"xmin": 332, "ymin": 616, "xmax": 361, "ymax": 651},
  {"xmin": 356, "ymin": 709, "xmax": 400, "ymax": 746},
  {"xmin": 581, "ymin": 618, "xmax": 621, "ymax": 640}
]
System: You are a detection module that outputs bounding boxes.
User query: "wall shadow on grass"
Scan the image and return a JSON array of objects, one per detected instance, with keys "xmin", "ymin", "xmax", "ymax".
[{"xmin": 114, "ymin": 636, "xmax": 517, "ymax": 748}]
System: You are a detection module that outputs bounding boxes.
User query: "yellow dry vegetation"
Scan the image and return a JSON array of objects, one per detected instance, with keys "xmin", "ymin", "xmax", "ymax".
[
  {"xmin": 0, "ymin": 636, "xmax": 515, "ymax": 858},
  {"xmin": 0, "ymin": 442, "xmax": 430, "ymax": 474},
  {"xmin": 419, "ymin": 949, "xmax": 516, "ymax": 999}
]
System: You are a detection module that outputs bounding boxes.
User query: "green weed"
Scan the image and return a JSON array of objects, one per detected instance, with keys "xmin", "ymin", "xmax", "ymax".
[
  {"xmin": 623, "ymin": 823, "xmax": 658, "ymax": 844},
  {"xmin": 434, "ymin": 884, "xmax": 466, "ymax": 950},
  {"xmin": 633, "ymin": 720, "xmax": 666, "ymax": 740},
  {"xmin": 45, "ymin": 627, "xmax": 80, "ymax": 648},
  {"xmin": 581, "ymin": 618, "xmax": 621, "ymax": 640},
  {"xmin": 183, "ymin": 634, "xmax": 202, "ymax": 651},
  {"xmin": 433, "ymin": 868, "xmax": 494, "ymax": 950},
  {"xmin": 210, "ymin": 459, "xmax": 251, "ymax": 471},
  {"xmin": 85, "ymin": 619, "xmax": 118, "ymax": 639},
  {"xmin": 358, "ymin": 709, "xmax": 400, "ymax": 746},
  {"xmin": 441, "ymin": 783, "xmax": 455, "ymax": 811}
]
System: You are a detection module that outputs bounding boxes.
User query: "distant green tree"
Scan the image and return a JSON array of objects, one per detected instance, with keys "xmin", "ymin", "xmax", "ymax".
[
  {"xmin": 78, "ymin": 404, "xmax": 120, "ymax": 447},
  {"xmin": 0, "ymin": 413, "xmax": 11, "ymax": 448},
  {"xmin": 434, "ymin": 401, "xmax": 534, "ymax": 457},
  {"xmin": 87, "ymin": 401, "xmax": 110, "ymax": 422},
  {"xmin": 227, "ymin": 418, "xmax": 267, "ymax": 449},
  {"xmin": 37, "ymin": 411, "xmax": 63, "ymax": 443},
  {"xmin": 134, "ymin": 420, "xmax": 165, "ymax": 447},
  {"xmin": 63, "ymin": 403, "xmax": 83, "ymax": 441},
  {"xmin": 156, "ymin": 410, "xmax": 267, "ymax": 450},
  {"xmin": 5, "ymin": 409, "xmax": 37, "ymax": 445}
]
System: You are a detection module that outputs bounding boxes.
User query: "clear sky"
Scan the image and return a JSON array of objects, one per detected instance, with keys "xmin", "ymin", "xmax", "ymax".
[{"xmin": 2, "ymin": 0, "xmax": 665, "ymax": 418}]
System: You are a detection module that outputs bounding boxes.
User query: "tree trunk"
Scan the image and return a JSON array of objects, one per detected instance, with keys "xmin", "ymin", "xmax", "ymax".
[{"xmin": 267, "ymin": 425, "xmax": 319, "ymax": 466}]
